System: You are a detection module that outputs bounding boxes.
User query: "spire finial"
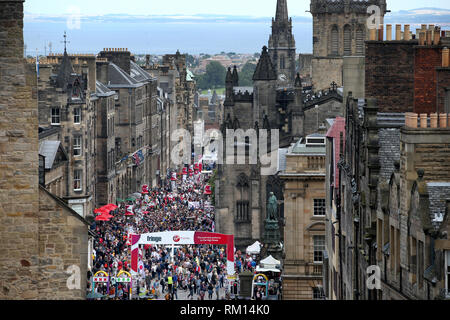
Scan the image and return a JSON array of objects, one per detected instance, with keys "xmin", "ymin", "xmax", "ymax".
[{"xmin": 61, "ymin": 31, "xmax": 70, "ymax": 53}]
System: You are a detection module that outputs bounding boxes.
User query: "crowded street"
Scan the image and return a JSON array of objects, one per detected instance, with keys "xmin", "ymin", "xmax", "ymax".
[{"xmin": 87, "ymin": 164, "xmax": 265, "ymax": 300}]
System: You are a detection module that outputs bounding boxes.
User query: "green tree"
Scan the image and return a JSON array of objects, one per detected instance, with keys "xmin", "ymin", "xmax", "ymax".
[
  {"xmin": 195, "ymin": 61, "xmax": 227, "ymax": 90},
  {"xmin": 238, "ymin": 62, "xmax": 257, "ymax": 87}
]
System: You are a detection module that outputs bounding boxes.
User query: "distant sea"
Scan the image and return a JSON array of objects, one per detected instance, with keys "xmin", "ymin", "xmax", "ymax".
[{"xmin": 24, "ymin": 21, "xmax": 314, "ymax": 56}]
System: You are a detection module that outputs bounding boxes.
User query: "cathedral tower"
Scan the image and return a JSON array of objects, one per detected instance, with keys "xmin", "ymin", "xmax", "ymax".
[
  {"xmin": 268, "ymin": 0, "xmax": 296, "ymax": 87},
  {"xmin": 310, "ymin": 0, "xmax": 387, "ymax": 90}
]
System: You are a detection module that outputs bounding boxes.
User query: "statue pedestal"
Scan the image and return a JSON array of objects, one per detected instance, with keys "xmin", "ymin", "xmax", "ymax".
[{"xmin": 263, "ymin": 219, "xmax": 282, "ymax": 260}]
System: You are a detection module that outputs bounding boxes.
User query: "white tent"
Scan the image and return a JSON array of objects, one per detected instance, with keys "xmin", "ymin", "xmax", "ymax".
[
  {"xmin": 246, "ymin": 241, "xmax": 261, "ymax": 255},
  {"xmin": 259, "ymin": 255, "xmax": 281, "ymax": 269}
]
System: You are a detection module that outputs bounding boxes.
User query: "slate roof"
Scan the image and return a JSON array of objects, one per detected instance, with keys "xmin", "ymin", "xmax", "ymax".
[
  {"xmin": 95, "ymin": 80, "xmax": 116, "ymax": 97},
  {"xmin": 253, "ymin": 46, "xmax": 277, "ymax": 81},
  {"xmin": 427, "ymin": 182, "xmax": 450, "ymax": 230},
  {"xmin": 107, "ymin": 62, "xmax": 144, "ymax": 88},
  {"xmin": 129, "ymin": 60, "xmax": 155, "ymax": 83},
  {"xmin": 38, "ymin": 140, "xmax": 66, "ymax": 170},
  {"xmin": 378, "ymin": 128, "xmax": 401, "ymax": 182}
]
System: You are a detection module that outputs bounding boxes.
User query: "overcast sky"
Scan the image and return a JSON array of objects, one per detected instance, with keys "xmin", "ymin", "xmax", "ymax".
[{"xmin": 24, "ymin": 0, "xmax": 450, "ymax": 16}]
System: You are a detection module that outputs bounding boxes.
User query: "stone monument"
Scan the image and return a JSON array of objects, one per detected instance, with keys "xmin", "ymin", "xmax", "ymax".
[{"xmin": 263, "ymin": 192, "xmax": 282, "ymax": 259}]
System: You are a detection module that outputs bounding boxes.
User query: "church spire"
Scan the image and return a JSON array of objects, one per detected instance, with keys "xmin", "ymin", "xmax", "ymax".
[{"xmin": 275, "ymin": 0, "xmax": 289, "ymax": 22}]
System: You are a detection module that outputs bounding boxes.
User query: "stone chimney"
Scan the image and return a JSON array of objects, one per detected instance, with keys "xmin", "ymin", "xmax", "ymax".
[
  {"xmin": 96, "ymin": 60, "xmax": 109, "ymax": 85},
  {"xmin": 98, "ymin": 48, "xmax": 131, "ymax": 75},
  {"xmin": 443, "ymin": 48, "xmax": 449, "ymax": 67}
]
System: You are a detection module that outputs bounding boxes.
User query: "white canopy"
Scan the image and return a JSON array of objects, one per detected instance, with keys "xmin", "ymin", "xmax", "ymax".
[
  {"xmin": 255, "ymin": 266, "xmax": 281, "ymax": 273},
  {"xmin": 259, "ymin": 255, "xmax": 281, "ymax": 269},
  {"xmin": 246, "ymin": 241, "xmax": 261, "ymax": 254}
]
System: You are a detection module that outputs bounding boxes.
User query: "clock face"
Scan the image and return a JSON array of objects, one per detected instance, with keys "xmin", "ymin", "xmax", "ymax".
[{"xmin": 279, "ymin": 73, "xmax": 287, "ymax": 82}]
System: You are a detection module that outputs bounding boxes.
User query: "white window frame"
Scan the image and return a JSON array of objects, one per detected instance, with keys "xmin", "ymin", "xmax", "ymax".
[
  {"xmin": 74, "ymin": 107, "xmax": 81, "ymax": 124},
  {"xmin": 73, "ymin": 169, "xmax": 82, "ymax": 191},
  {"xmin": 314, "ymin": 199, "xmax": 326, "ymax": 216},
  {"xmin": 314, "ymin": 235, "xmax": 325, "ymax": 264},
  {"xmin": 51, "ymin": 107, "xmax": 60, "ymax": 125},
  {"xmin": 73, "ymin": 136, "xmax": 82, "ymax": 157}
]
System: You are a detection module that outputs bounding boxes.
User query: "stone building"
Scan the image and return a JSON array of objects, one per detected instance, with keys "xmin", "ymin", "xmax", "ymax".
[
  {"xmin": 279, "ymin": 135, "xmax": 327, "ymax": 300},
  {"xmin": 374, "ymin": 113, "xmax": 450, "ymax": 300},
  {"xmin": 35, "ymin": 50, "xmax": 97, "ymax": 218},
  {"xmin": 96, "ymin": 49, "xmax": 158, "ymax": 197},
  {"xmin": 145, "ymin": 52, "xmax": 197, "ymax": 170},
  {"xmin": 91, "ymin": 80, "xmax": 117, "ymax": 206},
  {"xmin": 310, "ymin": 0, "xmax": 388, "ymax": 91},
  {"xmin": 0, "ymin": 0, "xmax": 90, "ymax": 299},
  {"xmin": 323, "ymin": 116, "xmax": 345, "ymax": 300},
  {"xmin": 38, "ymin": 127, "xmax": 69, "ymax": 199},
  {"xmin": 215, "ymin": 0, "xmax": 343, "ymax": 249}
]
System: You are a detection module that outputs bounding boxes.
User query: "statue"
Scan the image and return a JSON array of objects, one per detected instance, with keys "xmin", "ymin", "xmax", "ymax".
[{"xmin": 267, "ymin": 192, "xmax": 278, "ymax": 221}]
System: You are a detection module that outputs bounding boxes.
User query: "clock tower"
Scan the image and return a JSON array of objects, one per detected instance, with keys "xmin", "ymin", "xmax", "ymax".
[{"xmin": 268, "ymin": 0, "xmax": 296, "ymax": 86}]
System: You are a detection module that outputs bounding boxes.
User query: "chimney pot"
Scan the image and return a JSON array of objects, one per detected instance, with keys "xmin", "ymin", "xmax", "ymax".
[
  {"xmin": 439, "ymin": 113, "xmax": 448, "ymax": 128},
  {"xmin": 404, "ymin": 25, "xmax": 411, "ymax": 40},
  {"xmin": 443, "ymin": 48, "xmax": 449, "ymax": 67},
  {"xmin": 396, "ymin": 24, "xmax": 402, "ymax": 40},
  {"xmin": 419, "ymin": 32, "xmax": 426, "ymax": 45},
  {"xmin": 386, "ymin": 24, "xmax": 392, "ymax": 41},
  {"xmin": 426, "ymin": 30, "xmax": 433, "ymax": 46},
  {"xmin": 420, "ymin": 113, "xmax": 428, "ymax": 128},
  {"xmin": 430, "ymin": 113, "xmax": 438, "ymax": 128},
  {"xmin": 369, "ymin": 28, "xmax": 377, "ymax": 41},
  {"xmin": 434, "ymin": 27, "xmax": 441, "ymax": 45}
]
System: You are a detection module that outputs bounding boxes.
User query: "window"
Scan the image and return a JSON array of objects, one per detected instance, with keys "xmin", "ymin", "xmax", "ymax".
[
  {"xmin": 73, "ymin": 170, "xmax": 82, "ymax": 191},
  {"xmin": 51, "ymin": 107, "xmax": 60, "ymax": 125},
  {"xmin": 314, "ymin": 235, "xmax": 325, "ymax": 263},
  {"xmin": 344, "ymin": 25, "xmax": 352, "ymax": 56},
  {"xmin": 280, "ymin": 55, "xmax": 285, "ymax": 70},
  {"xmin": 331, "ymin": 26, "xmax": 339, "ymax": 55},
  {"xmin": 73, "ymin": 136, "xmax": 82, "ymax": 156},
  {"xmin": 356, "ymin": 27, "xmax": 365, "ymax": 55},
  {"xmin": 74, "ymin": 107, "xmax": 81, "ymax": 124},
  {"xmin": 314, "ymin": 199, "xmax": 326, "ymax": 216},
  {"xmin": 236, "ymin": 200, "xmax": 250, "ymax": 222}
]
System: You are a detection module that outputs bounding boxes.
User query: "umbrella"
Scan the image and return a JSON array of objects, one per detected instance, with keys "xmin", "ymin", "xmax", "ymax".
[
  {"xmin": 86, "ymin": 291, "xmax": 105, "ymax": 299},
  {"xmin": 94, "ymin": 208, "xmax": 110, "ymax": 214},
  {"xmin": 125, "ymin": 212, "xmax": 134, "ymax": 216},
  {"xmin": 107, "ymin": 203, "xmax": 118, "ymax": 209},
  {"xmin": 126, "ymin": 197, "xmax": 135, "ymax": 202},
  {"xmin": 95, "ymin": 214, "xmax": 111, "ymax": 221},
  {"xmin": 116, "ymin": 198, "xmax": 125, "ymax": 203},
  {"xmin": 143, "ymin": 211, "xmax": 150, "ymax": 215}
]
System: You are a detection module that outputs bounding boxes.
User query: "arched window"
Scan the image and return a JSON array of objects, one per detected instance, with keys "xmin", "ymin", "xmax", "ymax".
[
  {"xmin": 344, "ymin": 25, "xmax": 352, "ymax": 56},
  {"xmin": 331, "ymin": 26, "xmax": 339, "ymax": 55},
  {"xmin": 280, "ymin": 55, "xmax": 285, "ymax": 70},
  {"xmin": 356, "ymin": 26, "xmax": 365, "ymax": 55}
]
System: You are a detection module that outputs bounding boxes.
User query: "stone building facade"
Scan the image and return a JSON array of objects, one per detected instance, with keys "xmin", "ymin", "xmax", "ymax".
[
  {"xmin": 0, "ymin": 0, "xmax": 90, "ymax": 300},
  {"xmin": 310, "ymin": 0, "xmax": 387, "ymax": 90},
  {"xmin": 279, "ymin": 135, "xmax": 326, "ymax": 300},
  {"xmin": 36, "ymin": 52, "xmax": 96, "ymax": 218},
  {"xmin": 216, "ymin": 0, "xmax": 343, "ymax": 249}
]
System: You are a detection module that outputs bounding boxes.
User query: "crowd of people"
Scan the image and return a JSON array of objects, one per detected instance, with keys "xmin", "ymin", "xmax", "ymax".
[{"xmin": 87, "ymin": 168, "xmax": 240, "ymax": 300}]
